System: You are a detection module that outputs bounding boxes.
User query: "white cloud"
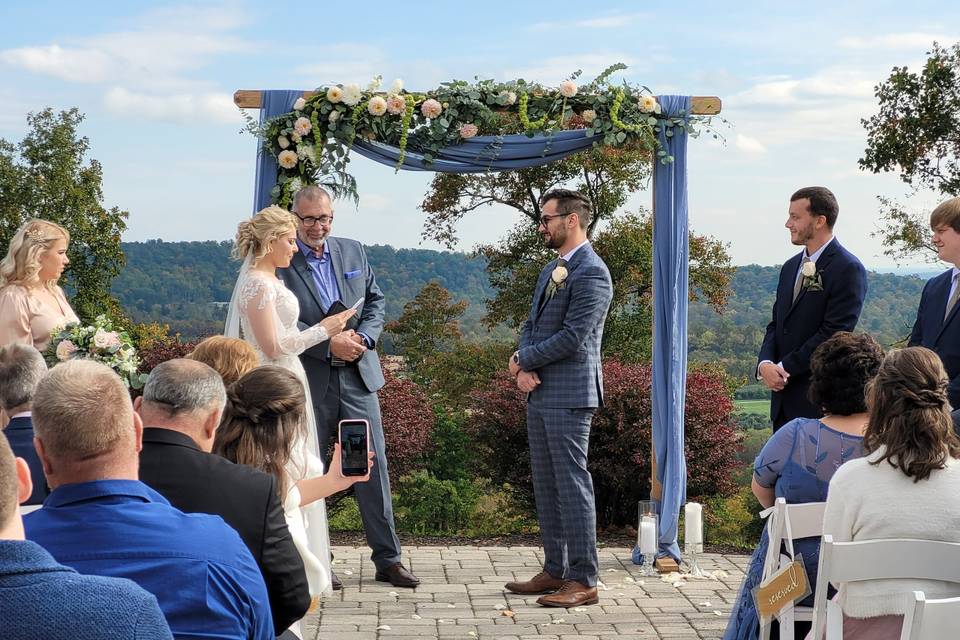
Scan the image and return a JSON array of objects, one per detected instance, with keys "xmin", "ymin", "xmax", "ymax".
[
  {"xmin": 839, "ymin": 32, "xmax": 956, "ymax": 50},
  {"xmin": 0, "ymin": 45, "xmax": 114, "ymax": 83},
  {"xmin": 734, "ymin": 133, "xmax": 767, "ymax": 154},
  {"xmin": 103, "ymin": 87, "xmax": 240, "ymax": 125},
  {"xmin": 531, "ymin": 12, "xmax": 650, "ymax": 31}
]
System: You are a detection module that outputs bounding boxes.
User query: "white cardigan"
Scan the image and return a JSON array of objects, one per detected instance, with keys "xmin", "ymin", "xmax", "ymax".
[{"xmin": 822, "ymin": 447, "xmax": 960, "ymax": 618}]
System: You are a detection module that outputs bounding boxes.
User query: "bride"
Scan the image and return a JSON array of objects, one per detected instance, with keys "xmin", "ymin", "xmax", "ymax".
[{"xmin": 224, "ymin": 205, "xmax": 356, "ymax": 603}]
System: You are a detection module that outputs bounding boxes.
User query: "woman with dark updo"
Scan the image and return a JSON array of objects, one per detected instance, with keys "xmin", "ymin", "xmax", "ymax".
[{"xmin": 724, "ymin": 332, "xmax": 885, "ymax": 640}]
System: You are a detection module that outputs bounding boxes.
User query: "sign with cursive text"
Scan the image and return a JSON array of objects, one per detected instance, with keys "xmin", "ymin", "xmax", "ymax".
[{"xmin": 752, "ymin": 554, "xmax": 811, "ymax": 621}]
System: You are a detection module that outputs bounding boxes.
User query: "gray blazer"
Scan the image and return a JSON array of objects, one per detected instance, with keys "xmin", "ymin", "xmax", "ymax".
[
  {"xmin": 277, "ymin": 236, "xmax": 387, "ymax": 402},
  {"xmin": 517, "ymin": 243, "xmax": 613, "ymax": 409}
]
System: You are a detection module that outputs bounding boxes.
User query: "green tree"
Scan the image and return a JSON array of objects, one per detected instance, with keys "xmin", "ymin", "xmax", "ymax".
[
  {"xmin": 385, "ymin": 280, "xmax": 469, "ymax": 381},
  {"xmin": 860, "ymin": 41, "xmax": 960, "ymax": 262},
  {"xmin": 478, "ymin": 211, "xmax": 734, "ymax": 362},
  {"xmin": 0, "ymin": 108, "xmax": 128, "ymax": 320}
]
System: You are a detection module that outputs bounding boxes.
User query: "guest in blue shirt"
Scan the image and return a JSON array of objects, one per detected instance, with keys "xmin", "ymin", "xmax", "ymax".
[
  {"xmin": 23, "ymin": 359, "xmax": 274, "ymax": 640},
  {"xmin": 0, "ymin": 426, "xmax": 172, "ymax": 639},
  {"xmin": 0, "ymin": 343, "xmax": 48, "ymax": 504}
]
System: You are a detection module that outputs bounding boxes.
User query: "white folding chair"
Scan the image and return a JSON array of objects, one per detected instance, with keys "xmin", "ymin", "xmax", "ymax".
[
  {"xmin": 759, "ymin": 498, "xmax": 827, "ymax": 640},
  {"xmin": 900, "ymin": 592, "xmax": 960, "ymax": 640},
  {"xmin": 811, "ymin": 536, "xmax": 960, "ymax": 639}
]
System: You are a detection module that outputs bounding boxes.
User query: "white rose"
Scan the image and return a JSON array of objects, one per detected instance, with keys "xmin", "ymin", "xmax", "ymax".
[
  {"xmin": 328, "ymin": 110, "xmax": 341, "ymax": 123},
  {"xmin": 559, "ymin": 80, "xmax": 578, "ymax": 98},
  {"xmin": 56, "ymin": 340, "xmax": 77, "ymax": 362},
  {"xmin": 506, "ymin": 91, "xmax": 517, "ymax": 105},
  {"xmin": 801, "ymin": 261, "xmax": 817, "ymax": 277},
  {"xmin": 277, "ymin": 135, "xmax": 290, "ymax": 149},
  {"xmin": 639, "ymin": 95, "xmax": 661, "ymax": 114},
  {"xmin": 293, "ymin": 97, "xmax": 306, "ymax": 111},
  {"xmin": 368, "ymin": 96, "xmax": 388, "ymax": 116},
  {"xmin": 93, "ymin": 329, "xmax": 111, "ymax": 349},
  {"xmin": 390, "ymin": 78, "xmax": 403, "ymax": 94},
  {"xmin": 582, "ymin": 109, "xmax": 597, "ymax": 124},
  {"xmin": 551, "ymin": 265, "xmax": 568, "ymax": 284},
  {"xmin": 278, "ymin": 150, "xmax": 299, "ymax": 169},
  {"xmin": 342, "ymin": 84, "xmax": 362, "ymax": 106},
  {"xmin": 326, "ymin": 86, "xmax": 344, "ymax": 104}
]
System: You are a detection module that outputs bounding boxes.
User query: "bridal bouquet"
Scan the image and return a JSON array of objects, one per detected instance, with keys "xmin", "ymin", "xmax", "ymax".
[{"xmin": 45, "ymin": 315, "xmax": 149, "ymax": 389}]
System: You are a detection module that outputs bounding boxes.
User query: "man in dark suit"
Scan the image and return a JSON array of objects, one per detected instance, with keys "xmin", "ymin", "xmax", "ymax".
[
  {"xmin": 909, "ymin": 197, "xmax": 960, "ymax": 408},
  {"xmin": 758, "ymin": 186, "xmax": 867, "ymax": 430},
  {"xmin": 0, "ymin": 344, "xmax": 48, "ymax": 505},
  {"xmin": 277, "ymin": 185, "xmax": 418, "ymax": 589},
  {"xmin": 136, "ymin": 359, "xmax": 310, "ymax": 636},
  {"xmin": 505, "ymin": 189, "xmax": 613, "ymax": 608}
]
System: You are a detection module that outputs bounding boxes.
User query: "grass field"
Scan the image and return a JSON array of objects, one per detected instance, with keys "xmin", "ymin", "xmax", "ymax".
[{"xmin": 735, "ymin": 399, "xmax": 771, "ymax": 416}]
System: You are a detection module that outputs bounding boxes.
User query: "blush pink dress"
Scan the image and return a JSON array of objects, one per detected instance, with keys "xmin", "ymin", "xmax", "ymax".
[{"xmin": 0, "ymin": 284, "xmax": 79, "ymax": 351}]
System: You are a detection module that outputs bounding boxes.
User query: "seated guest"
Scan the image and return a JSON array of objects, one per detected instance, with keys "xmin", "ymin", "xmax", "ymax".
[
  {"xmin": 186, "ymin": 335, "xmax": 259, "ymax": 386},
  {"xmin": 724, "ymin": 332, "xmax": 884, "ymax": 640},
  {"xmin": 24, "ymin": 359, "xmax": 275, "ymax": 639},
  {"xmin": 216, "ymin": 366, "xmax": 372, "ymax": 636},
  {"xmin": 0, "ymin": 425, "xmax": 172, "ymax": 639},
  {"xmin": 0, "ymin": 344, "xmax": 47, "ymax": 504},
  {"xmin": 819, "ymin": 346, "xmax": 960, "ymax": 639},
  {"xmin": 136, "ymin": 358, "xmax": 311, "ymax": 636}
]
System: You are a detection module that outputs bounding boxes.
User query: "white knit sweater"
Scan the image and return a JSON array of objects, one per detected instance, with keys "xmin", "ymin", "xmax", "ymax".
[{"xmin": 822, "ymin": 447, "xmax": 960, "ymax": 618}]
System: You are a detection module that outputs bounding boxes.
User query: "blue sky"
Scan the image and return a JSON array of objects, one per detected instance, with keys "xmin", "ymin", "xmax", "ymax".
[{"xmin": 1, "ymin": 1, "xmax": 957, "ymax": 268}]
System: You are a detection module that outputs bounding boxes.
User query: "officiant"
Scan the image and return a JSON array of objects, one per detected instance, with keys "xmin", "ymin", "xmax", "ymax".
[{"xmin": 277, "ymin": 185, "xmax": 419, "ymax": 590}]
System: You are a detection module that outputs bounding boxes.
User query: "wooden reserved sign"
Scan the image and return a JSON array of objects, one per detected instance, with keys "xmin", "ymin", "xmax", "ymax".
[{"xmin": 752, "ymin": 555, "xmax": 811, "ymax": 620}]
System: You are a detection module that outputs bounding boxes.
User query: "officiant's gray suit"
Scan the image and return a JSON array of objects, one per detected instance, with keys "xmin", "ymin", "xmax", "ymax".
[
  {"xmin": 278, "ymin": 236, "xmax": 401, "ymax": 571},
  {"xmin": 517, "ymin": 243, "xmax": 613, "ymax": 587}
]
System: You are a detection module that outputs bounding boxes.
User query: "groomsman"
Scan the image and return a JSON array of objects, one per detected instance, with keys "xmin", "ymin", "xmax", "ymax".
[
  {"xmin": 910, "ymin": 197, "xmax": 960, "ymax": 408},
  {"xmin": 757, "ymin": 187, "xmax": 867, "ymax": 430},
  {"xmin": 505, "ymin": 189, "xmax": 613, "ymax": 608}
]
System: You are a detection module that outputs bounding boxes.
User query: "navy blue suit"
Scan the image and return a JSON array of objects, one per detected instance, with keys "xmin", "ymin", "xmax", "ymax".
[
  {"xmin": 2, "ymin": 415, "xmax": 47, "ymax": 504},
  {"xmin": 758, "ymin": 239, "xmax": 867, "ymax": 429},
  {"xmin": 909, "ymin": 268, "xmax": 960, "ymax": 408}
]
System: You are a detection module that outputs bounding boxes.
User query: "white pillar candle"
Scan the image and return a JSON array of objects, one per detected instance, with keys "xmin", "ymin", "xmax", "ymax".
[
  {"xmin": 639, "ymin": 516, "xmax": 658, "ymax": 555},
  {"xmin": 685, "ymin": 502, "xmax": 704, "ymax": 551}
]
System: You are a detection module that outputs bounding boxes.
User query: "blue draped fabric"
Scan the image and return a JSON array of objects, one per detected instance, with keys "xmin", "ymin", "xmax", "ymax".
[
  {"xmin": 251, "ymin": 91, "xmax": 693, "ymax": 559},
  {"xmin": 651, "ymin": 95, "xmax": 691, "ymax": 561},
  {"xmin": 351, "ymin": 130, "xmax": 603, "ymax": 172},
  {"xmin": 253, "ymin": 90, "xmax": 302, "ymax": 212}
]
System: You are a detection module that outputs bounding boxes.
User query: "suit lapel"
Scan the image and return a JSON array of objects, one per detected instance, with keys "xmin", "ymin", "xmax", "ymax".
[
  {"xmin": 290, "ymin": 250, "xmax": 325, "ymax": 312},
  {"xmin": 784, "ymin": 241, "xmax": 839, "ymax": 320},
  {"xmin": 933, "ymin": 271, "xmax": 956, "ymax": 343},
  {"xmin": 780, "ymin": 252, "xmax": 803, "ymax": 320},
  {"xmin": 535, "ymin": 246, "xmax": 590, "ymax": 317},
  {"xmin": 327, "ymin": 237, "xmax": 348, "ymax": 304}
]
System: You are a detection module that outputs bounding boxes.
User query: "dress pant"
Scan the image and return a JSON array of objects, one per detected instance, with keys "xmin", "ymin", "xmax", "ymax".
[
  {"xmin": 314, "ymin": 365, "xmax": 401, "ymax": 571},
  {"xmin": 526, "ymin": 399, "xmax": 598, "ymax": 587}
]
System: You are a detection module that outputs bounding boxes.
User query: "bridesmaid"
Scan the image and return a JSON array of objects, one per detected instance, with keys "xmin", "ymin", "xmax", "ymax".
[{"xmin": 0, "ymin": 219, "xmax": 78, "ymax": 350}]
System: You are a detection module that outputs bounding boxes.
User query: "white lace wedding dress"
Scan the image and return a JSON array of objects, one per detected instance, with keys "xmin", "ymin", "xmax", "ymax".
[{"xmin": 224, "ymin": 266, "xmax": 333, "ymax": 631}]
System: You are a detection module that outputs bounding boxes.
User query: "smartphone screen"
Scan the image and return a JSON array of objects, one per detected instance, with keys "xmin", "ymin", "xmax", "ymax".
[{"xmin": 339, "ymin": 419, "xmax": 369, "ymax": 476}]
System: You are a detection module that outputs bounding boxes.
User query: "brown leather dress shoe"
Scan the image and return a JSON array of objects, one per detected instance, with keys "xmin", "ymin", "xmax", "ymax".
[
  {"xmin": 375, "ymin": 562, "xmax": 420, "ymax": 588},
  {"xmin": 331, "ymin": 570, "xmax": 343, "ymax": 591},
  {"xmin": 504, "ymin": 570, "xmax": 565, "ymax": 595},
  {"xmin": 536, "ymin": 580, "xmax": 599, "ymax": 607}
]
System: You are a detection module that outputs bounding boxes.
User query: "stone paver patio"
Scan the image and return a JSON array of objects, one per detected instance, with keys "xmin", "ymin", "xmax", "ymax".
[{"xmin": 303, "ymin": 546, "xmax": 749, "ymax": 639}]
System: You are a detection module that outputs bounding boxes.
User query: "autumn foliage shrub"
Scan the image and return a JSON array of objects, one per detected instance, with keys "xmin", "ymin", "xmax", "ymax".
[
  {"xmin": 467, "ymin": 359, "xmax": 742, "ymax": 527},
  {"xmin": 378, "ymin": 370, "xmax": 434, "ymax": 479}
]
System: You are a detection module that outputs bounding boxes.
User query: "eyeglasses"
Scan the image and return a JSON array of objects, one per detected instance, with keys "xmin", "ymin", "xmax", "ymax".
[
  {"xmin": 294, "ymin": 212, "xmax": 334, "ymax": 227},
  {"xmin": 538, "ymin": 212, "xmax": 573, "ymax": 226}
]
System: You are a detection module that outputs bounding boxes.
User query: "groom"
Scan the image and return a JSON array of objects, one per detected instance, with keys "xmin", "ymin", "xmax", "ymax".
[
  {"xmin": 278, "ymin": 186, "xmax": 418, "ymax": 589},
  {"xmin": 506, "ymin": 189, "xmax": 613, "ymax": 608}
]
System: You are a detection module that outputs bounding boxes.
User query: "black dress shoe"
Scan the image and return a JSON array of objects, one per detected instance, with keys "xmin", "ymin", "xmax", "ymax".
[
  {"xmin": 375, "ymin": 562, "xmax": 420, "ymax": 588},
  {"xmin": 331, "ymin": 570, "xmax": 343, "ymax": 591}
]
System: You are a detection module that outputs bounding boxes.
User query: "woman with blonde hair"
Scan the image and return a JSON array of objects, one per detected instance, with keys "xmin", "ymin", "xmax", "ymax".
[
  {"xmin": 0, "ymin": 219, "xmax": 78, "ymax": 350},
  {"xmin": 223, "ymin": 205, "xmax": 355, "ymax": 600},
  {"xmin": 215, "ymin": 366, "xmax": 371, "ymax": 637},
  {"xmin": 186, "ymin": 335, "xmax": 259, "ymax": 386}
]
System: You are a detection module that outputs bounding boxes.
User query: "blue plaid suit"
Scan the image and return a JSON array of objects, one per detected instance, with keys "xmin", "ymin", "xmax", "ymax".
[{"xmin": 517, "ymin": 243, "xmax": 613, "ymax": 587}]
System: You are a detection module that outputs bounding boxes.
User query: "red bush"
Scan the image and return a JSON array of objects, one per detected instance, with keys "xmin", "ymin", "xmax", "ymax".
[
  {"xmin": 467, "ymin": 359, "xmax": 742, "ymax": 527},
  {"xmin": 137, "ymin": 339, "xmax": 200, "ymax": 374},
  {"xmin": 378, "ymin": 370, "xmax": 435, "ymax": 478}
]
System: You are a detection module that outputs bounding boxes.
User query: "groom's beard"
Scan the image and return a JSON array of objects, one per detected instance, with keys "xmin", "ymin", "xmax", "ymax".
[
  {"xmin": 542, "ymin": 227, "xmax": 566, "ymax": 250},
  {"xmin": 790, "ymin": 225, "xmax": 814, "ymax": 246}
]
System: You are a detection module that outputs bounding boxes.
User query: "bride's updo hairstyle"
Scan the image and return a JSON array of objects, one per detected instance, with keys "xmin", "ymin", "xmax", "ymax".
[
  {"xmin": 233, "ymin": 205, "xmax": 297, "ymax": 266},
  {"xmin": 0, "ymin": 219, "xmax": 70, "ymax": 289},
  {"xmin": 865, "ymin": 346, "xmax": 960, "ymax": 482},
  {"xmin": 214, "ymin": 365, "xmax": 307, "ymax": 496}
]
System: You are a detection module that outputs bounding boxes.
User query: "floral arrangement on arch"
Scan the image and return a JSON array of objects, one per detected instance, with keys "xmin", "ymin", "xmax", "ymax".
[
  {"xmin": 45, "ymin": 314, "xmax": 149, "ymax": 389},
  {"xmin": 253, "ymin": 63, "xmax": 706, "ymax": 207}
]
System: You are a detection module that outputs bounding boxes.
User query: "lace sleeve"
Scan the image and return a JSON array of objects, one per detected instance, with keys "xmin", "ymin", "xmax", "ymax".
[{"xmin": 241, "ymin": 276, "xmax": 328, "ymax": 359}]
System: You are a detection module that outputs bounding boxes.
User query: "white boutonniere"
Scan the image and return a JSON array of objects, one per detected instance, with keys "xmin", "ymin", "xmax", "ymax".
[
  {"xmin": 800, "ymin": 260, "xmax": 823, "ymax": 292},
  {"xmin": 546, "ymin": 263, "xmax": 568, "ymax": 301}
]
